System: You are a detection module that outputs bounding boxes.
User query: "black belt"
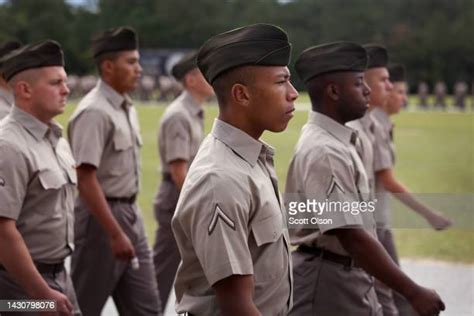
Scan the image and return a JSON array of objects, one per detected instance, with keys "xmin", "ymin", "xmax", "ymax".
[
  {"xmin": 0, "ymin": 262, "xmax": 65, "ymax": 275},
  {"xmin": 298, "ymin": 244, "xmax": 360, "ymax": 269},
  {"xmin": 106, "ymin": 195, "xmax": 136, "ymax": 204}
]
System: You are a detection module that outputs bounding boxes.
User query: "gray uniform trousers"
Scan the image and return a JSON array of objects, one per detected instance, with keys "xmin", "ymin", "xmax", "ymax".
[
  {"xmin": 0, "ymin": 267, "xmax": 81, "ymax": 315},
  {"xmin": 71, "ymin": 198, "xmax": 161, "ymax": 316},
  {"xmin": 289, "ymin": 249, "xmax": 382, "ymax": 316},
  {"xmin": 376, "ymin": 228, "xmax": 416, "ymax": 316},
  {"xmin": 152, "ymin": 176, "xmax": 181, "ymax": 309}
]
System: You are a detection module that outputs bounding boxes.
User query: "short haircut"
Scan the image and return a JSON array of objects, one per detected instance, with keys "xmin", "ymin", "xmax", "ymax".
[
  {"xmin": 306, "ymin": 71, "xmax": 351, "ymax": 110},
  {"xmin": 95, "ymin": 51, "xmax": 121, "ymax": 75},
  {"xmin": 8, "ymin": 68, "xmax": 42, "ymax": 94},
  {"xmin": 211, "ymin": 66, "xmax": 256, "ymax": 107}
]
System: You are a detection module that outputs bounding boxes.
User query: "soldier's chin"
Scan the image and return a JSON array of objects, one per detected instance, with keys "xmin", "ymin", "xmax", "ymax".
[{"xmin": 270, "ymin": 121, "xmax": 290, "ymax": 133}]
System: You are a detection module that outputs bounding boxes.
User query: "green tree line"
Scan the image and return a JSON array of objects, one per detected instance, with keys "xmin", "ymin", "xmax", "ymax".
[{"xmin": 0, "ymin": 0, "xmax": 472, "ymax": 91}]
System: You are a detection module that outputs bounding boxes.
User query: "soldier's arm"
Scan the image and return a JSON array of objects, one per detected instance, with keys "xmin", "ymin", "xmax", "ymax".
[
  {"xmin": 0, "ymin": 218, "xmax": 73, "ymax": 314},
  {"xmin": 213, "ymin": 275, "xmax": 261, "ymax": 316},
  {"xmin": 169, "ymin": 159, "xmax": 188, "ymax": 190},
  {"xmin": 376, "ymin": 168, "xmax": 452, "ymax": 230},
  {"xmin": 76, "ymin": 164, "xmax": 135, "ymax": 260},
  {"xmin": 334, "ymin": 228, "xmax": 445, "ymax": 316}
]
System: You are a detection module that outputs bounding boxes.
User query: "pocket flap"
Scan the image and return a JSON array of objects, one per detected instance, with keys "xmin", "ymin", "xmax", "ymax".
[
  {"xmin": 114, "ymin": 130, "xmax": 133, "ymax": 151},
  {"xmin": 39, "ymin": 169, "xmax": 67, "ymax": 190},
  {"xmin": 252, "ymin": 213, "xmax": 283, "ymax": 247}
]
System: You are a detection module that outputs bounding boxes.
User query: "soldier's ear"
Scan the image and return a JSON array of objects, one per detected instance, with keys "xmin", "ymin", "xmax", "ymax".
[
  {"xmin": 231, "ymin": 83, "xmax": 250, "ymax": 107},
  {"xmin": 101, "ymin": 59, "xmax": 115, "ymax": 76},
  {"xmin": 326, "ymin": 83, "xmax": 340, "ymax": 101}
]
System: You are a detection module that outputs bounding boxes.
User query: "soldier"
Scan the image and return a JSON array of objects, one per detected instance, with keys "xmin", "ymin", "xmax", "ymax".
[
  {"xmin": 68, "ymin": 27, "xmax": 161, "ymax": 315},
  {"xmin": 417, "ymin": 82, "xmax": 429, "ymax": 109},
  {"xmin": 453, "ymin": 81, "xmax": 468, "ymax": 110},
  {"xmin": 369, "ymin": 49, "xmax": 451, "ymax": 315},
  {"xmin": 0, "ymin": 40, "xmax": 80, "ymax": 315},
  {"xmin": 172, "ymin": 23, "xmax": 297, "ymax": 316},
  {"xmin": 287, "ymin": 42, "xmax": 445, "ymax": 316},
  {"xmin": 434, "ymin": 81, "xmax": 447, "ymax": 109},
  {"xmin": 0, "ymin": 41, "xmax": 21, "ymax": 120},
  {"xmin": 152, "ymin": 50, "xmax": 214, "ymax": 310}
]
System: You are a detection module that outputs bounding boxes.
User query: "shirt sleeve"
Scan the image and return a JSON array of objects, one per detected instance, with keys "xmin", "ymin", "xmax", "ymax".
[
  {"xmin": 0, "ymin": 142, "xmax": 29, "ymax": 220},
  {"xmin": 373, "ymin": 125, "xmax": 394, "ymax": 172},
  {"xmin": 173, "ymin": 171, "xmax": 253, "ymax": 286},
  {"xmin": 68, "ymin": 109, "xmax": 110, "ymax": 168},
  {"xmin": 162, "ymin": 113, "xmax": 191, "ymax": 164},
  {"xmin": 302, "ymin": 147, "xmax": 364, "ymax": 234}
]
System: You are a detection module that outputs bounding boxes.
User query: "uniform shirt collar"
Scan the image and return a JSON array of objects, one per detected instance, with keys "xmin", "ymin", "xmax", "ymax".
[
  {"xmin": 211, "ymin": 119, "xmax": 274, "ymax": 167},
  {"xmin": 10, "ymin": 106, "xmax": 63, "ymax": 143},
  {"xmin": 181, "ymin": 91, "xmax": 204, "ymax": 118},
  {"xmin": 309, "ymin": 111, "xmax": 357, "ymax": 146},
  {"xmin": 371, "ymin": 106, "xmax": 391, "ymax": 126},
  {"xmin": 97, "ymin": 79, "xmax": 132, "ymax": 109},
  {"xmin": 0, "ymin": 87, "xmax": 14, "ymax": 106}
]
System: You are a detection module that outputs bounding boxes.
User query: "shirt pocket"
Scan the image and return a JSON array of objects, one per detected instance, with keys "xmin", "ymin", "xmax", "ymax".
[
  {"xmin": 113, "ymin": 129, "xmax": 133, "ymax": 151},
  {"xmin": 251, "ymin": 211, "xmax": 284, "ymax": 247},
  {"xmin": 251, "ymin": 211, "xmax": 287, "ymax": 283},
  {"xmin": 38, "ymin": 169, "xmax": 67, "ymax": 190}
]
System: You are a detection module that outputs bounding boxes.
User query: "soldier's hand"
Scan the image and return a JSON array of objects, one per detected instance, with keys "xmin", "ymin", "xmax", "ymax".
[
  {"xmin": 41, "ymin": 288, "xmax": 73, "ymax": 315},
  {"xmin": 110, "ymin": 231, "xmax": 136, "ymax": 260},
  {"xmin": 426, "ymin": 212, "xmax": 452, "ymax": 230},
  {"xmin": 409, "ymin": 285, "xmax": 445, "ymax": 316}
]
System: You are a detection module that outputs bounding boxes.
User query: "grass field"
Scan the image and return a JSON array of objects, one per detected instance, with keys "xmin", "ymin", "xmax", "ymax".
[{"xmin": 57, "ymin": 96, "xmax": 474, "ymax": 263}]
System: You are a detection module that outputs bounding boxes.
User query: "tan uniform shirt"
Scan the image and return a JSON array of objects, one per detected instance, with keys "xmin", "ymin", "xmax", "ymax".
[
  {"xmin": 0, "ymin": 88, "xmax": 13, "ymax": 120},
  {"xmin": 347, "ymin": 112, "xmax": 376, "ymax": 198},
  {"xmin": 158, "ymin": 91, "xmax": 204, "ymax": 173},
  {"xmin": 286, "ymin": 111, "xmax": 376, "ymax": 256},
  {"xmin": 172, "ymin": 119, "xmax": 292, "ymax": 316},
  {"xmin": 371, "ymin": 107, "xmax": 396, "ymax": 228},
  {"xmin": 0, "ymin": 107, "xmax": 76, "ymax": 263},
  {"xmin": 68, "ymin": 80, "xmax": 142, "ymax": 198}
]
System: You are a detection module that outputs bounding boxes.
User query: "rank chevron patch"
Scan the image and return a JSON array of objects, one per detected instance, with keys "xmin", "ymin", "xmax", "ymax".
[
  {"xmin": 326, "ymin": 175, "xmax": 345, "ymax": 197},
  {"xmin": 208, "ymin": 204, "xmax": 236, "ymax": 235}
]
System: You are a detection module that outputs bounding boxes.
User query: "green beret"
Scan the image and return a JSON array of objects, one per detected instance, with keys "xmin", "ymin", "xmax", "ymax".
[
  {"xmin": 197, "ymin": 23, "xmax": 291, "ymax": 83},
  {"xmin": 0, "ymin": 40, "xmax": 64, "ymax": 81},
  {"xmin": 363, "ymin": 44, "xmax": 388, "ymax": 68},
  {"xmin": 388, "ymin": 63, "xmax": 405, "ymax": 82},
  {"xmin": 0, "ymin": 41, "xmax": 22, "ymax": 59},
  {"xmin": 92, "ymin": 26, "xmax": 138, "ymax": 58},
  {"xmin": 172, "ymin": 50, "xmax": 198, "ymax": 80},
  {"xmin": 295, "ymin": 41, "xmax": 368, "ymax": 83}
]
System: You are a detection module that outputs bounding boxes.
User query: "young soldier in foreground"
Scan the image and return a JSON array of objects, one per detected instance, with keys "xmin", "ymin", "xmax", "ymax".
[
  {"xmin": 172, "ymin": 23, "xmax": 297, "ymax": 316},
  {"xmin": 68, "ymin": 27, "xmax": 161, "ymax": 315},
  {"xmin": 287, "ymin": 42, "xmax": 445, "ymax": 316},
  {"xmin": 153, "ymin": 50, "xmax": 214, "ymax": 310},
  {"xmin": 0, "ymin": 40, "xmax": 80, "ymax": 315}
]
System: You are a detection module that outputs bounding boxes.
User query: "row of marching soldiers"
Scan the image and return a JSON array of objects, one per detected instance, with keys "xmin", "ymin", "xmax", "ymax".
[{"xmin": 0, "ymin": 23, "xmax": 450, "ymax": 316}]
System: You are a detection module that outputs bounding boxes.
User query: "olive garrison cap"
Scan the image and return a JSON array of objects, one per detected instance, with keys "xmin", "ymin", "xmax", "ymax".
[
  {"xmin": 172, "ymin": 50, "xmax": 198, "ymax": 80},
  {"xmin": 295, "ymin": 41, "xmax": 368, "ymax": 83},
  {"xmin": 0, "ymin": 41, "xmax": 22, "ymax": 59},
  {"xmin": 388, "ymin": 63, "xmax": 406, "ymax": 82},
  {"xmin": 197, "ymin": 23, "xmax": 291, "ymax": 83},
  {"xmin": 363, "ymin": 44, "xmax": 389, "ymax": 68},
  {"xmin": 0, "ymin": 40, "xmax": 64, "ymax": 81},
  {"xmin": 0, "ymin": 40, "xmax": 22, "ymax": 78},
  {"xmin": 92, "ymin": 26, "xmax": 138, "ymax": 58}
]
